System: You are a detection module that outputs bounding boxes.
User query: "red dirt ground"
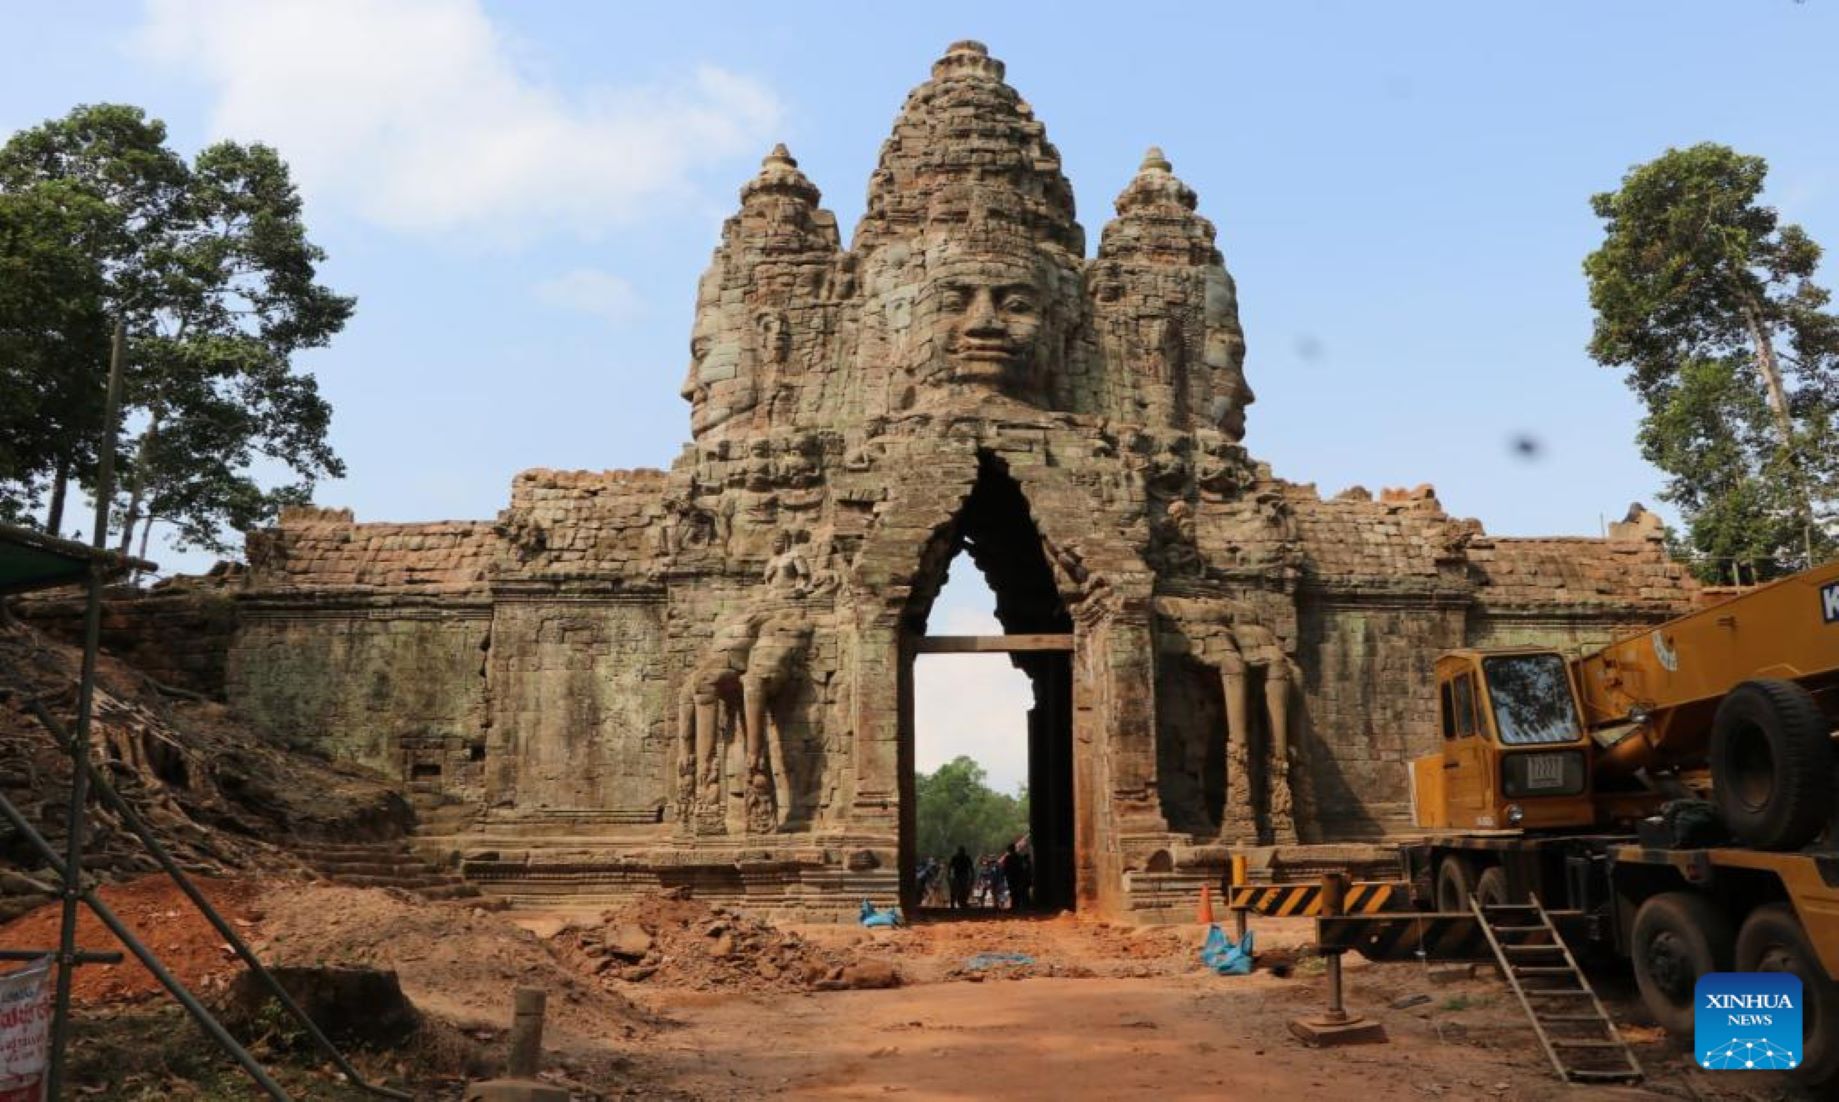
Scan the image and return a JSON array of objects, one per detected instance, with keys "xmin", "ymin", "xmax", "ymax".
[{"xmin": 0, "ymin": 875, "xmax": 261, "ymax": 1004}]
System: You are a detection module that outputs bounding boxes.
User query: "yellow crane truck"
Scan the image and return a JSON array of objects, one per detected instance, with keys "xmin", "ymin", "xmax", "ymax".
[{"xmin": 1401, "ymin": 560, "xmax": 1839, "ymax": 1080}]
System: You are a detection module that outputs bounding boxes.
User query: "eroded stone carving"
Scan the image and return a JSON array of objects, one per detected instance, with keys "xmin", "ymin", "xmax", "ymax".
[
  {"xmin": 676, "ymin": 607, "xmax": 813, "ymax": 834},
  {"xmin": 1157, "ymin": 597, "xmax": 1311, "ymax": 844}
]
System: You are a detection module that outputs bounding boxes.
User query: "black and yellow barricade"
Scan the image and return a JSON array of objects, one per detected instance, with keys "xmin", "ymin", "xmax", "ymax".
[
  {"xmin": 1314, "ymin": 910, "xmax": 1593, "ymax": 963},
  {"xmin": 1229, "ymin": 880, "xmax": 1408, "ymax": 918}
]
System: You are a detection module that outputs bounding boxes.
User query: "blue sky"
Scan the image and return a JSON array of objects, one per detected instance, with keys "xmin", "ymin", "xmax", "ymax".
[{"xmin": 9, "ymin": 1, "xmax": 1836, "ymax": 791}]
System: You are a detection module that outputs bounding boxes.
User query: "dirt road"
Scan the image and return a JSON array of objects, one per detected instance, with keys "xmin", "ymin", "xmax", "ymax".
[
  {"xmin": 9, "ymin": 880, "xmax": 1814, "ymax": 1099},
  {"xmin": 614, "ymin": 914, "xmax": 1746, "ymax": 1101}
]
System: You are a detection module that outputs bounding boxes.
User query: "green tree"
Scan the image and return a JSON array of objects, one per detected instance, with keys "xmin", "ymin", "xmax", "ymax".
[
  {"xmin": 0, "ymin": 182, "xmax": 112, "ymax": 528},
  {"xmin": 914, "ymin": 755, "xmax": 1030, "ymax": 860},
  {"xmin": 1584, "ymin": 143, "xmax": 1839, "ymax": 580},
  {"xmin": 0, "ymin": 104, "xmax": 352, "ymax": 555}
]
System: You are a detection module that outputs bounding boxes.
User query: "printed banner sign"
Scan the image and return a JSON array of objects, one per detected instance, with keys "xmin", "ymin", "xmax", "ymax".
[
  {"xmin": 1696, "ymin": 971, "xmax": 1804, "ymax": 1071},
  {"xmin": 0, "ymin": 958, "xmax": 52, "ymax": 1102}
]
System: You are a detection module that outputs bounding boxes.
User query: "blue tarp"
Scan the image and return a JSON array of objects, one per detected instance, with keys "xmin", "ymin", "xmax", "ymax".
[
  {"xmin": 859, "ymin": 899, "xmax": 903, "ymax": 927},
  {"xmin": 1200, "ymin": 925, "xmax": 1254, "ymax": 975},
  {"xmin": 964, "ymin": 951, "xmax": 1035, "ymax": 970}
]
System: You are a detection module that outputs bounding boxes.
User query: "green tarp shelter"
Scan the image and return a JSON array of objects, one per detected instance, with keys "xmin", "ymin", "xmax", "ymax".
[{"xmin": 0, "ymin": 521, "xmax": 151, "ymax": 595}]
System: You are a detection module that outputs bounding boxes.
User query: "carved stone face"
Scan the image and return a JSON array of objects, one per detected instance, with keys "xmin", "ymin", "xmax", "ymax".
[
  {"xmin": 1212, "ymin": 362, "xmax": 1254, "ymax": 442},
  {"xmin": 680, "ymin": 274, "xmax": 757, "ymax": 437},
  {"xmin": 919, "ymin": 255, "xmax": 1051, "ymax": 398}
]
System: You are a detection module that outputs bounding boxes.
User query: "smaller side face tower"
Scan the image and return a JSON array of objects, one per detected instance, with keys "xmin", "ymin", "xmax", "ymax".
[
  {"xmin": 680, "ymin": 144, "xmax": 841, "ymax": 441},
  {"xmin": 1094, "ymin": 147, "xmax": 1252, "ymax": 438}
]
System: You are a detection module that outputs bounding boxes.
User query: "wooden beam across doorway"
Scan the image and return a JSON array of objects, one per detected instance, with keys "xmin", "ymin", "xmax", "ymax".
[{"xmin": 913, "ymin": 633, "xmax": 1074, "ymax": 654}]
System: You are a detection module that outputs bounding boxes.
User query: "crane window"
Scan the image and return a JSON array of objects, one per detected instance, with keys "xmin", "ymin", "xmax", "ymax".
[
  {"xmin": 1451, "ymin": 674, "xmax": 1479, "ymax": 738},
  {"xmin": 1483, "ymin": 654, "xmax": 1582, "ymax": 745}
]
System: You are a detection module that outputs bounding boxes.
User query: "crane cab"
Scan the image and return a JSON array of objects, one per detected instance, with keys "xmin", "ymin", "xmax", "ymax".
[{"xmin": 1410, "ymin": 648, "xmax": 1597, "ymax": 831}]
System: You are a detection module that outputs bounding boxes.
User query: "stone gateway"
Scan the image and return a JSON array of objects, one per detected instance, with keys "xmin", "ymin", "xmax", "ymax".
[{"xmin": 225, "ymin": 42, "xmax": 1695, "ymax": 919}]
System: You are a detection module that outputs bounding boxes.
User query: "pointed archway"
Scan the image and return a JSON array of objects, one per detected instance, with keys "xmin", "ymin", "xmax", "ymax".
[{"xmin": 899, "ymin": 452, "xmax": 1077, "ymax": 912}]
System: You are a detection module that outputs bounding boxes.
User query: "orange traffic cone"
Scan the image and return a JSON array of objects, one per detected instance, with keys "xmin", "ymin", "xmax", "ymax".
[{"xmin": 1197, "ymin": 884, "xmax": 1215, "ymax": 925}]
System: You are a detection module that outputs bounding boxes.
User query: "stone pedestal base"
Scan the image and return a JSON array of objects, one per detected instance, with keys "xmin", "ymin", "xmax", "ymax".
[
  {"xmin": 1288, "ymin": 1013, "xmax": 1388, "ymax": 1046},
  {"xmin": 463, "ymin": 1079, "xmax": 569, "ymax": 1102}
]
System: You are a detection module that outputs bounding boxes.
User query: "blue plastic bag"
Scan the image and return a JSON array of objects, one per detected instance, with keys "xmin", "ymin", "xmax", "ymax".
[
  {"xmin": 1199, "ymin": 924, "xmax": 1254, "ymax": 975},
  {"xmin": 859, "ymin": 899, "xmax": 903, "ymax": 927}
]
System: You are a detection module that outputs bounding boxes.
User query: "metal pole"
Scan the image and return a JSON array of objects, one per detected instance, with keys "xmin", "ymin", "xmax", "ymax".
[
  {"xmin": 0, "ymin": 790, "xmax": 289, "ymax": 1101},
  {"xmin": 1321, "ymin": 871, "xmax": 1348, "ymax": 1022},
  {"xmin": 22, "ymin": 698, "xmax": 410, "ymax": 1100},
  {"xmin": 47, "ymin": 317, "xmax": 127, "ymax": 1099},
  {"xmin": 0, "ymin": 950, "xmax": 121, "ymax": 965}
]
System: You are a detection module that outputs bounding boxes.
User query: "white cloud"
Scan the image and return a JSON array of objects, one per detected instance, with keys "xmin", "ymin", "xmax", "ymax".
[
  {"xmin": 533, "ymin": 267, "xmax": 644, "ymax": 325},
  {"xmin": 135, "ymin": 0, "xmax": 782, "ymax": 239},
  {"xmin": 915, "ymin": 654, "xmax": 1033, "ymax": 795},
  {"xmin": 914, "ymin": 568, "xmax": 1032, "ymax": 793}
]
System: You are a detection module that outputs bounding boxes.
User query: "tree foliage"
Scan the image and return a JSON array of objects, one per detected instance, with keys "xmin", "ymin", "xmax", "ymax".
[
  {"xmin": 914, "ymin": 755, "xmax": 1029, "ymax": 860},
  {"xmin": 0, "ymin": 104, "xmax": 352, "ymax": 554},
  {"xmin": 1584, "ymin": 143, "xmax": 1839, "ymax": 580}
]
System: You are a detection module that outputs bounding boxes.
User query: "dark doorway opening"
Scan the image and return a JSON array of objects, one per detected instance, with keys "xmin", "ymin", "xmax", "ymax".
[{"xmin": 901, "ymin": 452, "xmax": 1076, "ymax": 914}]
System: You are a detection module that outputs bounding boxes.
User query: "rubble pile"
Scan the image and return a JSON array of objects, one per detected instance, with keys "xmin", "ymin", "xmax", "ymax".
[
  {"xmin": 559, "ymin": 890, "xmax": 900, "ymax": 993},
  {"xmin": 253, "ymin": 882, "xmax": 654, "ymax": 1042}
]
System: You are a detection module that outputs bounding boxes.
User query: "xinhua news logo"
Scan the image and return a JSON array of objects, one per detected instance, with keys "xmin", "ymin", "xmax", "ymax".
[{"xmin": 1696, "ymin": 972, "xmax": 1803, "ymax": 1071}]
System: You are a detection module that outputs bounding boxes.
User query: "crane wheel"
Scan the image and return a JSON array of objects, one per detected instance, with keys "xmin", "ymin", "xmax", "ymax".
[
  {"xmin": 1710, "ymin": 679, "xmax": 1834, "ymax": 851},
  {"xmin": 1737, "ymin": 904, "xmax": 1839, "ymax": 1085},
  {"xmin": 1435, "ymin": 854, "xmax": 1477, "ymax": 913},
  {"xmin": 1632, "ymin": 892, "xmax": 1734, "ymax": 1037},
  {"xmin": 1475, "ymin": 866, "xmax": 1511, "ymax": 908}
]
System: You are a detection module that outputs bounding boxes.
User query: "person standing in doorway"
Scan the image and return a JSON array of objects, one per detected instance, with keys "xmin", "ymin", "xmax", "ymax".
[
  {"xmin": 1002, "ymin": 842, "xmax": 1033, "ymax": 911},
  {"xmin": 948, "ymin": 845, "xmax": 974, "ymax": 910}
]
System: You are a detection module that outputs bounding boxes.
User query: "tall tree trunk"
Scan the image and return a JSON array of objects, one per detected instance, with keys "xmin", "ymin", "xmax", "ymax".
[
  {"xmin": 1741, "ymin": 300, "xmax": 1815, "ymax": 564},
  {"xmin": 116, "ymin": 410, "xmax": 160, "ymax": 556},
  {"xmin": 135, "ymin": 513, "xmax": 155, "ymax": 570},
  {"xmin": 45, "ymin": 459, "xmax": 69, "ymax": 536}
]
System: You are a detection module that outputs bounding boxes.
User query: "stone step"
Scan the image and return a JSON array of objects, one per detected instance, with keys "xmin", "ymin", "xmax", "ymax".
[
  {"xmin": 417, "ymin": 882, "xmax": 483, "ymax": 901},
  {"xmin": 325, "ymin": 872, "xmax": 458, "ymax": 890},
  {"xmin": 289, "ymin": 838, "xmax": 478, "ymax": 901},
  {"xmin": 298, "ymin": 845, "xmax": 427, "ymax": 859},
  {"xmin": 305, "ymin": 859, "xmax": 438, "ymax": 878},
  {"xmin": 414, "ymin": 812, "xmax": 479, "ymax": 833}
]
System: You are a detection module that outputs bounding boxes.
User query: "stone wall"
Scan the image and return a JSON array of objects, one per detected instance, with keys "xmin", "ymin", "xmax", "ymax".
[
  {"xmin": 227, "ymin": 606, "xmax": 489, "ymax": 780},
  {"xmin": 16, "ymin": 583, "xmax": 239, "ymax": 699}
]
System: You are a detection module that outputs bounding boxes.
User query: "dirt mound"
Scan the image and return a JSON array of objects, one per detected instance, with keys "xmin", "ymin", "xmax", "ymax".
[
  {"xmin": 0, "ymin": 874, "xmax": 262, "ymax": 1004},
  {"xmin": 558, "ymin": 890, "xmax": 894, "ymax": 993},
  {"xmin": 252, "ymin": 882, "xmax": 652, "ymax": 1045}
]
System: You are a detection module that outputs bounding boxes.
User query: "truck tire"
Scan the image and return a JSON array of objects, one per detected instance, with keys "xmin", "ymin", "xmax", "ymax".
[
  {"xmin": 1710, "ymin": 679, "xmax": 1833, "ymax": 851},
  {"xmin": 1475, "ymin": 866, "xmax": 1511, "ymax": 908},
  {"xmin": 1436, "ymin": 855, "xmax": 1477, "ymax": 912},
  {"xmin": 1633, "ymin": 892, "xmax": 1734, "ymax": 1037},
  {"xmin": 1737, "ymin": 904, "xmax": 1839, "ymax": 1086}
]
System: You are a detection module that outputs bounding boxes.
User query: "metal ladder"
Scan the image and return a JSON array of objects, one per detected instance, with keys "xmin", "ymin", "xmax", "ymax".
[{"xmin": 1472, "ymin": 894, "xmax": 1644, "ymax": 1086}]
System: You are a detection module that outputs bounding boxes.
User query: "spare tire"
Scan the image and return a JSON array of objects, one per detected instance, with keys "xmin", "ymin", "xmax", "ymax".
[{"xmin": 1709, "ymin": 680, "xmax": 1834, "ymax": 850}]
